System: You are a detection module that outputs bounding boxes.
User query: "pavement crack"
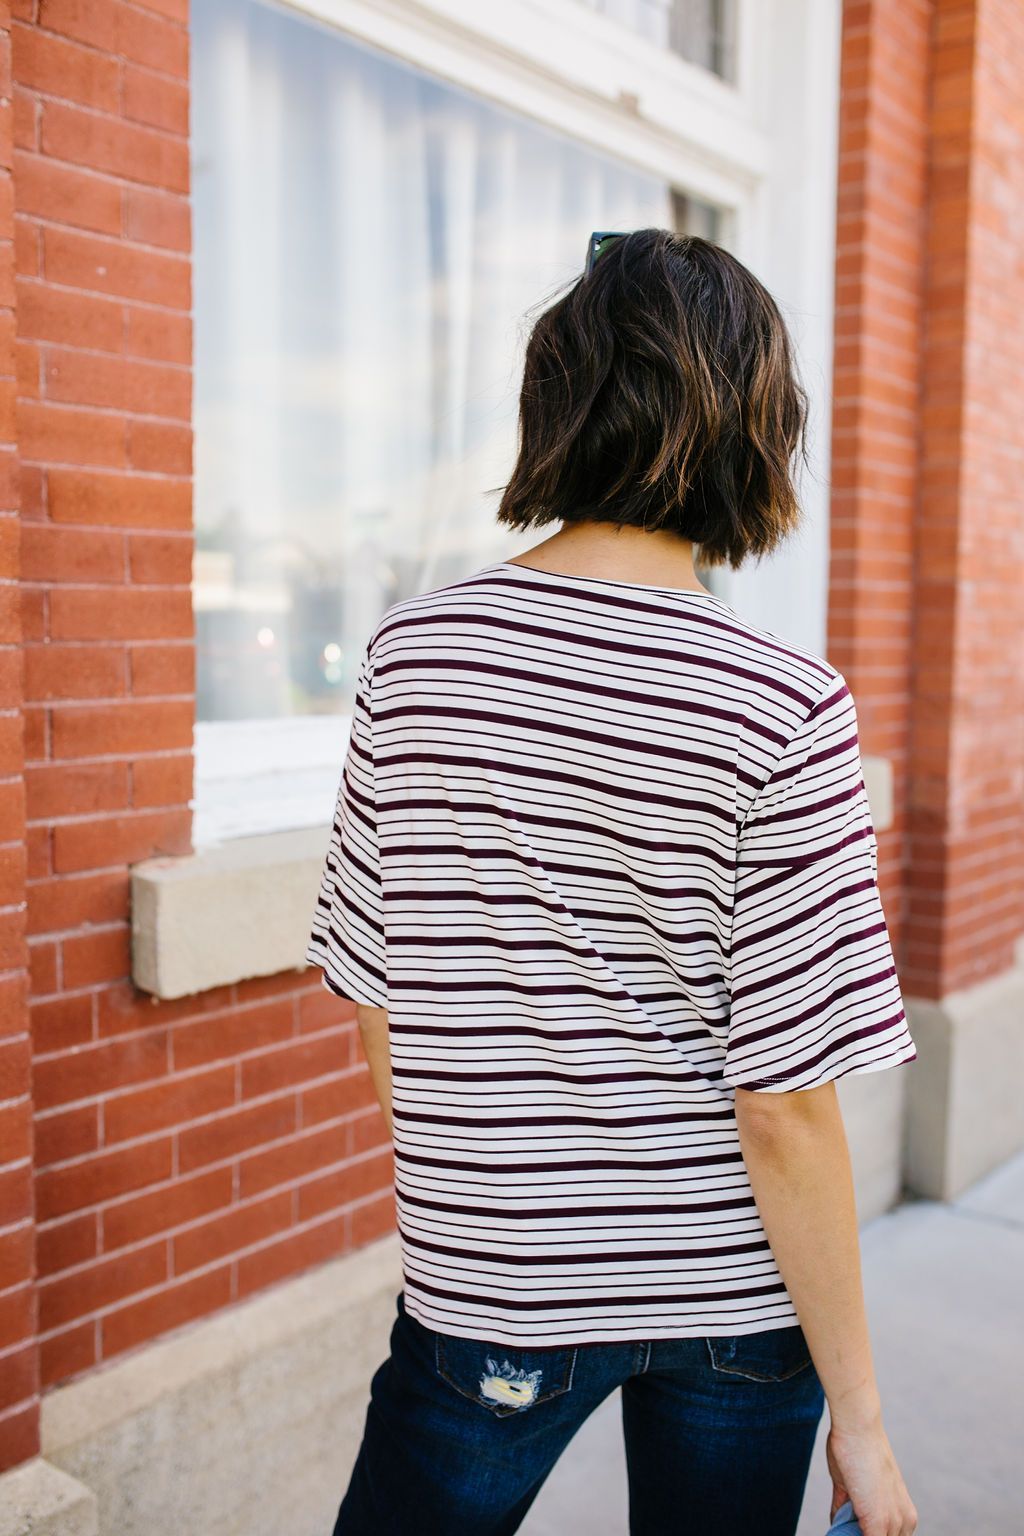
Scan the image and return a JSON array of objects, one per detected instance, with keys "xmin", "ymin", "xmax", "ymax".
[{"xmin": 946, "ymin": 1203, "xmax": 1024, "ymax": 1236}]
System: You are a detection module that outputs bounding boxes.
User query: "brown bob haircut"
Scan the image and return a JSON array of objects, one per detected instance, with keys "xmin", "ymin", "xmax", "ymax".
[{"xmin": 496, "ymin": 229, "xmax": 810, "ymax": 569}]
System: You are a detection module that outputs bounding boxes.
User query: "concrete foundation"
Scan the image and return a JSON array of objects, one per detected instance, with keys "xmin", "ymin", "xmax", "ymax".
[
  {"xmin": 0, "ymin": 1460, "xmax": 96, "ymax": 1536},
  {"xmin": 904, "ymin": 962, "xmax": 1024, "ymax": 1200},
  {"xmin": 39, "ymin": 1236, "xmax": 402, "ymax": 1536}
]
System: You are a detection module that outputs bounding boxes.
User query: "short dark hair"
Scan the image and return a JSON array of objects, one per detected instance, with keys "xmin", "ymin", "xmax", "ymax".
[{"xmin": 495, "ymin": 229, "xmax": 810, "ymax": 569}]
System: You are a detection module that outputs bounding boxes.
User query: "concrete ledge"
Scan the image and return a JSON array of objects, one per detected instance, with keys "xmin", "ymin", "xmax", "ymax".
[
  {"xmin": 861, "ymin": 753, "xmax": 893, "ymax": 834},
  {"xmin": 41, "ymin": 1234, "xmax": 402, "ymax": 1536},
  {"xmin": 838, "ymin": 1059, "xmax": 912, "ymax": 1219},
  {"xmin": 905, "ymin": 962, "xmax": 1024, "ymax": 1200},
  {"xmin": 0, "ymin": 1458, "xmax": 97, "ymax": 1536},
  {"xmin": 131, "ymin": 826, "xmax": 329, "ymax": 999}
]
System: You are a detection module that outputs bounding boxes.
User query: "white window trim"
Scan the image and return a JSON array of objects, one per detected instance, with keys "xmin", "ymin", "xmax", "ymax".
[
  {"xmin": 194, "ymin": 0, "xmax": 842, "ymax": 848},
  {"xmin": 277, "ymin": 0, "xmax": 767, "ymax": 202}
]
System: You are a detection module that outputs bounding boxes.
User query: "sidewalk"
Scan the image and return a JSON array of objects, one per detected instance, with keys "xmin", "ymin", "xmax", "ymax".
[{"xmin": 521, "ymin": 1149, "xmax": 1023, "ymax": 1536}]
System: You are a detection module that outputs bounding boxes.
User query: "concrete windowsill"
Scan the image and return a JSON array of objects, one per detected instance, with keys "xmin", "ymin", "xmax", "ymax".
[
  {"xmin": 861, "ymin": 752, "xmax": 893, "ymax": 835},
  {"xmin": 132, "ymin": 825, "xmax": 330, "ymax": 1001}
]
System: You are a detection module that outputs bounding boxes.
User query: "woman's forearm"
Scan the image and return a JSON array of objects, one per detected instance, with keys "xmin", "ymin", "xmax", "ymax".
[
  {"xmin": 735, "ymin": 1082, "xmax": 882, "ymax": 1431},
  {"xmin": 355, "ymin": 1004, "xmax": 393, "ymax": 1135}
]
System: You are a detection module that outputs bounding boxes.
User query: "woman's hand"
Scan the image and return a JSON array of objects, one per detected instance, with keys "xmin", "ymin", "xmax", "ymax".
[
  {"xmin": 735, "ymin": 1086, "xmax": 918, "ymax": 1535},
  {"xmin": 826, "ymin": 1417, "xmax": 918, "ymax": 1535}
]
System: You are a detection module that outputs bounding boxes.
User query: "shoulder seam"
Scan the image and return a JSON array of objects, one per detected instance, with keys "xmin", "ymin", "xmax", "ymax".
[{"xmin": 739, "ymin": 665, "xmax": 849, "ymax": 835}]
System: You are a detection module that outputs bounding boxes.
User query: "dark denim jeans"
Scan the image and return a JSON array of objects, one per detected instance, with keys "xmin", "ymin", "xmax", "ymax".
[{"xmin": 332, "ymin": 1290, "xmax": 826, "ymax": 1536}]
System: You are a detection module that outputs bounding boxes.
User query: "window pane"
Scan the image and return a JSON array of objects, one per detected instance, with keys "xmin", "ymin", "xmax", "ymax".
[
  {"xmin": 192, "ymin": 0, "xmax": 724, "ymax": 724},
  {"xmin": 669, "ymin": 0, "xmax": 735, "ymax": 78},
  {"xmin": 671, "ymin": 189, "xmax": 722, "ymax": 243},
  {"xmin": 575, "ymin": 0, "xmax": 736, "ymax": 79}
]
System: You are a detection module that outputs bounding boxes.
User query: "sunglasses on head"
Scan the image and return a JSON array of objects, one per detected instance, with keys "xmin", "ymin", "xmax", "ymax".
[{"xmin": 584, "ymin": 230, "xmax": 628, "ymax": 277}]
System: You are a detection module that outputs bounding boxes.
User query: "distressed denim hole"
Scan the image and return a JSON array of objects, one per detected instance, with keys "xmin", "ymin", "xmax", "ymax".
[
  {"xmin": 434, "ymin": 1333, "xmax": 577, "ymax": 1416},
  {"xmin": 478, "ymin": 1358, "xmax": 543, "ymax": 1409}
]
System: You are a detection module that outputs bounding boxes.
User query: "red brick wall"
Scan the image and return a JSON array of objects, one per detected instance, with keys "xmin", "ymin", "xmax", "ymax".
[
  {"xmin": 905, "ymin": 0, "xmax": 1024, "ymax": 993},
  {"xmin": 828, "ymin": 0, "xmax": 932, "ymax": 963},
  {"xmin": 829, "ymin": 0, "xmax": 1024, "ymax": 996},
  {"xmin": 0, "ymin": 0, "xmax": 41, "ymax": 1476},
  {"xmin": 9, "ymin": 0, "xmax": 393, "ymax": 1426}
]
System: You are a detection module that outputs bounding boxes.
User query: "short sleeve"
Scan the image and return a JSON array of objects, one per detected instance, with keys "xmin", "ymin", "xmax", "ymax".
[
  {"xmin": 305, "ymin": 644, "xmax": 387, "ymax": 1008},
  {"xmin": 723, "ymin": 671, "xmax": 916, "ymax": 1093}
]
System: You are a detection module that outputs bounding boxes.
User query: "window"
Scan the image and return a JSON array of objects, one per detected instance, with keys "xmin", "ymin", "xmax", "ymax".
[
  {"xmin": 576, "ymin": 0, "xmax": 737, "ymax": 80},
  {"xmin": 190, "ymin": 0, "xmax": 840, "ymax": 848},
  {"xmin": 191, "ymin": 0, "xmax": 725, "ymax": 841}
]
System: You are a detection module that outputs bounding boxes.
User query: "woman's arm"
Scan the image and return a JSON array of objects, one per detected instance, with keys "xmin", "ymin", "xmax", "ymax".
[
  {"xmin": 355, "ymin": 1003, "xmax": 393, "ymax": 1135},
  {"xmin": 735, "ymin": 1082, "xmax": 917, "ymax": 1536}
]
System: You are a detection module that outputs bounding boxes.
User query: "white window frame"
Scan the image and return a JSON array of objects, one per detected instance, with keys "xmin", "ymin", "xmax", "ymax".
[{"xmin": 192, "ymin": 0, "xmax": 842, "ymax": 847}]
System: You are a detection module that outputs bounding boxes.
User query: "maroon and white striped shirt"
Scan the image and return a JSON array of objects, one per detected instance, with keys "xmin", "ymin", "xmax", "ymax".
[{"xmin": 306, "ymin": 560, "xmax": 917, "ymax": 1345}]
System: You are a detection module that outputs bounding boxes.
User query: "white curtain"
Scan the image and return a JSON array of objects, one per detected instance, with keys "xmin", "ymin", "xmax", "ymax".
[{"xmin": 192, "ymin": 0, "xmax": 674, "ymax": 724}]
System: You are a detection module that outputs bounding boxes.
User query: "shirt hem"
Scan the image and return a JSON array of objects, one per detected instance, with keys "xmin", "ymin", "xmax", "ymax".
[{"xmin": 400, "ymin": 1286, "xmax": 802, "ymax": 1348}]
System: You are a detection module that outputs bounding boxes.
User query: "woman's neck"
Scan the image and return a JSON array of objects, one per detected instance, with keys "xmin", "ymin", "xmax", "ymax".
[{"xmin": 504, "ymin": 522, "xmax": 710, "ymax": 595}]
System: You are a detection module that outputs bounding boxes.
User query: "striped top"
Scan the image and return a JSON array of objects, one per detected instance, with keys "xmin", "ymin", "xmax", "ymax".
[{"xmin": 306, "ymin": 560, "xmax": 917, "ymax": 1346}]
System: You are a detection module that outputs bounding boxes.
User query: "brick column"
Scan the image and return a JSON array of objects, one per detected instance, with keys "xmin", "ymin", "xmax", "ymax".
[
  {"xmin": 833, "ymin": 0, "xmax": 1024, "ymax": 1197},
  {"xmin": 828, "ymin": 0, "xmax": 932, "ymax": 954},
  {"xmin": 907, "ymin": 0, "xmax": 1024, "ymax": 997},
  {"xmin": 0, "ymin": 0, "xmax": 40, "ymax": 1474},
  {"xmin": 12, "ymin": 0, "xmax": 195, "ymax": 1397}
]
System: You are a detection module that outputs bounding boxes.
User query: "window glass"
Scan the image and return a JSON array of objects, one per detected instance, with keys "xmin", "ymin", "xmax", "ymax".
[
  {"xmin": 577, "ymin": 0, "xmax": 736, "ymax": 80},
  {"xmin": 192, "ymin": 0, "xmax": 725, "ymax": 726}
]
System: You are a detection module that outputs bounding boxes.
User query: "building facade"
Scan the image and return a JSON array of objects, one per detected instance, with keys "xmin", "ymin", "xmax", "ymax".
[{"xmin": 0, "ymin": 0, "xmax": 1022, "ymax": 1525}]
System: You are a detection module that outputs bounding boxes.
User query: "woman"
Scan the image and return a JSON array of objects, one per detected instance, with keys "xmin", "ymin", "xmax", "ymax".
[{"xmin": 306, "ymin": 229, "xmax": 919, "ymax": 1536}]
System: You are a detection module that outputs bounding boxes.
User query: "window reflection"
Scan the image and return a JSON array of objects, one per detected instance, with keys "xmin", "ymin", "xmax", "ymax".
[
  {"xmin": 193, "ymin": 0, "xmax": 725, "ymax": 724},
  {"xmin": 578, "ymin": 0, "xmax": 736, "ymax": 80}
]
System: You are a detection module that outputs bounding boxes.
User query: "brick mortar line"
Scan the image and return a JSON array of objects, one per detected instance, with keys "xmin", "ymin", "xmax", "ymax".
[
  {"xmin": 0, "ymin": 1337, "xmax": 37, "ymax": 1365},
  {"xmin": 24, "ymin": 335, "xmax": 192, "ymax": 370},
  {"xmin": 23, "ymin": 210, "xmax": 191, "ymax": 254},
  {"xmin": 23, "ymin": 576, "xmax": 193, "ymax": 587},
  {"xmin": 15, "ymin": 273, "xmax": 192, "ymax": 317},
  {"xmin": 16, "ymin": 457, "xmax": 191, "ymax": 480},
  {"xmin": 35, "ymin": 1198, "xmax": 387, "ymax": 1341},
  {"xmin": 13, "ymin": 22, "xmax": 189, "ymax": 83},
  {"xmin": 33, "ymin": 1116, "xmax": 384, "ymax": 1208},
  {"xmin": 28, "ymin": 987, "xmax": 325, "ymax": 1028},
  {"xmin": 34, "ymin": 1062, "xmax": 360, "ymax": 1116},
  {"xmin": 24, "ymin": 634, "xmax": 195, "ymax": 641},
  {"xmin": 18, "ymin": 400, "xmax": 192, "ymax": 426},
  {"xmin": 13, "ymin": 66, "xmax": 190, "ymax": 113},
  {"xmin": 35, "ymin": 1151, "xmax": 391, "ymax": 1264},
  {"xmin": 31, "ymin": 1023, "xmax": 359, "ymax": 1068},
  {"xmin": 19, "ymin": 207, "xmax": 191, "ymax": 263},
  {"xmin": 27, "ymin": 804, "xmax": 193, "ymax": 829},
  {"xmin": 33, "ymin": 1099, "xmax": 372, "ymax": 1179},
  {"xmin": 0, "ymin": 1212, "xmax": 34, "ymax": 1242},
  {"xmin": 13, "ymin": 146, "xmax": 190, "ymax": 195}
]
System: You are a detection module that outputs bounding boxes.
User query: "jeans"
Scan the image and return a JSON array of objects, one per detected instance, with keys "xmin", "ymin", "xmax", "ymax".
[
  {"xmin": 332, "ymin": 1291, "xmax": 826, "ymax": 1536},
  {"xmin": 828, "ymin": 1503, "xmax": 863, "ymax": 1533}
]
